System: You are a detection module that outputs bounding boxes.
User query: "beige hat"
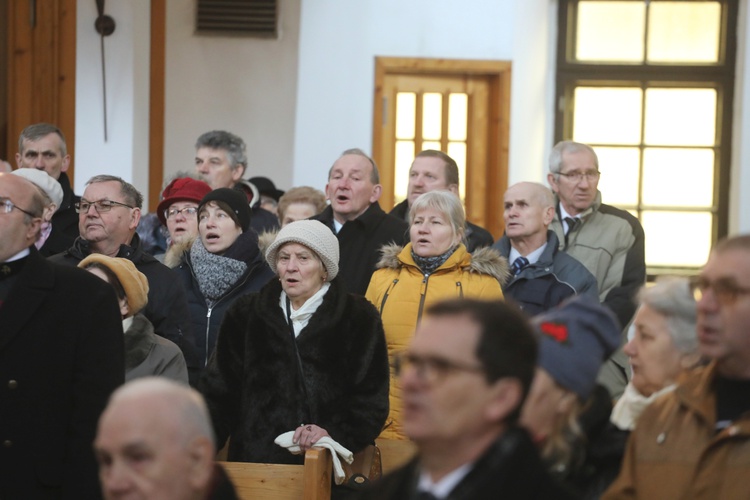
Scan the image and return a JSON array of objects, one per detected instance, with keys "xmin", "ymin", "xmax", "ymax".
[
  {"xmin": 265, "ymin": 220, "xmax": 339, "ymax": 281},
  {"xmin": 11, "ymin": 169, "xmax": 64, "ymax": 213},
  {"xmin": 78, "ymin": 254, "xmax": 149, "ymax": 316}
]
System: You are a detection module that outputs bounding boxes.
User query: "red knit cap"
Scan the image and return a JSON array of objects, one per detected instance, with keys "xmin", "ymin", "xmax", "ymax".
[{"xmin": 156, "ymin": 178, "xmax": 212, "ymax": 225}]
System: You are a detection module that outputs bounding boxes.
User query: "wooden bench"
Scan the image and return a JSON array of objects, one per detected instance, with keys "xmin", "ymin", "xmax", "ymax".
[{"xmin": 219, "ymin": 448, "xmax": 332, "ymax": 500}]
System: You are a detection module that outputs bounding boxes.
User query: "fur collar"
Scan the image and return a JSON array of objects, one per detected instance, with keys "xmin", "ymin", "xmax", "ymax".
[{"xmin": 376, "ymin": 243, "xmax": 510, "ymax": 283}]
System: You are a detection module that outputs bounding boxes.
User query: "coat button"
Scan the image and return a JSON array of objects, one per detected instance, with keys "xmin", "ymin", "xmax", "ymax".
[
  {"xmin": 7, "ymin": 380, "xmax": 17, "ymax": 390},
  {"xmin": 3, "ymin": 440, "xmax": 11, "ymax": 448}
]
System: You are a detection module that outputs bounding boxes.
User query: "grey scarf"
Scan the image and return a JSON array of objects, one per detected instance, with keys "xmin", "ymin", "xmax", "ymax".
[{"xmin": 190, "ymin": 238, "xmax": 248, "ymax": 302}]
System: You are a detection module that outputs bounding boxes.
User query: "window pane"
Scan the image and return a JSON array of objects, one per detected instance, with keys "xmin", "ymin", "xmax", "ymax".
[
  {"xmin": 647, "ymin": 2, "xmax": 721, "ymax": 63},
  {"xmin": 422, "ymin": 93, "xmax": 442, "ymax": 141},
  {"xmin": 644, "ymin": 88, "xmax": 716, "ymax": 146},
  {"xmin": 396, "ymin": 93, "xmax": 416, "ymax": 140},
  {"xmin": 422, "ymin": 140, "xmax": 441, "ymax": 152},
  {"xmin": 573, "ymin": 87, "xmax": 643, "ymax": 145},
  {"xmin": 447, "ymin": 142, "xmax": 467, "ymax": 200},
  {"xmin": 643, "ymin": 211, "xmax": 712, "ymax": 267},
  {"xmin": 576, "ymin": 1, "xmax": 645, "ymax": 62},
  {"xmin": 594, "ymin": 147, "xmax": 640, "ymax": 206},
  {"xmin": 448, "ymin": 93, "xmax": 468, "ymax": 141},
  {"xmin": 642, "ymin": 148, "xmax": 714, "ymax": 207},
  {"xmin": 394, "ymin": 141, "xmax": 415, "ymax": 203}
]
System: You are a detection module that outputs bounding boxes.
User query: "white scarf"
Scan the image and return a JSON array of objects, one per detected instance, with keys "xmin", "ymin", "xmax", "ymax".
[
  {"xmin": 611, "ymin": 382, "xmax": 676, "ymax": 430},
  {"xmin": 279, "ymin": 283, "xmax": 331, "ymax": 337}
]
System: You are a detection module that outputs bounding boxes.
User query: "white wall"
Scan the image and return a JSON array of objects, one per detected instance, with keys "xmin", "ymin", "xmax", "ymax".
[
  {"xmin": 162, "ymin": 0, "xmax": 301, "ymax": 191},
  {"xmin": 292, "ymin": 0, "xmax": 557, "ymax": 190},
  {"xmin": 732, "ymin": 0, "xmax": 750, "ymax": 233},
  {"xmin": 74, "ymin": 1, "xmax": 151, "ymax": 203}
]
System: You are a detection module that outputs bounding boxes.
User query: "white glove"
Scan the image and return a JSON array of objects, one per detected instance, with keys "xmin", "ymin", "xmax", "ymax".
[{"xmin": 274, "ymin": 430, "xmax": 354, "ymax": 484}]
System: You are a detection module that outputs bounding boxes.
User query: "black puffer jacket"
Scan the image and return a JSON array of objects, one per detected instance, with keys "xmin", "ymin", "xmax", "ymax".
[
  {"xmin": 200, "ymin": 277, "xmax": 389, "ymax": 465},
  {"xmin": 174, "ymin": 231, "xmax": 274, "ymax": 369}
]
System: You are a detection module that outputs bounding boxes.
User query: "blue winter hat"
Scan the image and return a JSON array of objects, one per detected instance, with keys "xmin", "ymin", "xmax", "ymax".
[{"xmin": 533, "ymin": 295, "xmax": 621, "ymax": 400}]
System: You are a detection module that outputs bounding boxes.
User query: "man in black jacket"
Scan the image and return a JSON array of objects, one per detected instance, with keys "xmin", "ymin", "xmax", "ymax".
[
  {"xmin": 49, "ymin": 175, "xmax": 199, "ymax": 380},
  {"xmin": 0, "ymin": 173, "xmax": 124, "ymax": 499},
  {"xmin": 358, "ymin": 299, "xmax": 574, "ymax": 500},
  {"xmin": 312, "ymin": 148, "xmax": 408, "ymax": 295},
  {"xmin": 389, "ymin": 150, "xmax": 494, "ymax": 252},
  {"xmin": 14, "ymin": 123, "xmax": 81, "ymax": 256}
]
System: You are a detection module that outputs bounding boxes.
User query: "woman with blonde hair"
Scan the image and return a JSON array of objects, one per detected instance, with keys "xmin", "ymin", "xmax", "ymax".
[{"xmin": 366, "ymin": 190, "xmax": 508, "ymax": 439}]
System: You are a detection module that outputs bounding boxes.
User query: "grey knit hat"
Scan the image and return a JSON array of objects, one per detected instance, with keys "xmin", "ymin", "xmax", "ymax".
[
  {"xmin": 11, "ymin": 169, "xmax": 64, "ymax": 213},
  {"xmin": 533, "ymin": 295, "xmax": 621, "ymax": 400},
  {"xmin": 265, "ymin": 220, "xmax": 339, "ymax": 281}
]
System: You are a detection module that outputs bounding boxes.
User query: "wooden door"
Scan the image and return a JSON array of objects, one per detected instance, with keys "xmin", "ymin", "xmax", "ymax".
[{"xmin": 372, "ymin": 57, "xmax": 511, "ymax": 238}]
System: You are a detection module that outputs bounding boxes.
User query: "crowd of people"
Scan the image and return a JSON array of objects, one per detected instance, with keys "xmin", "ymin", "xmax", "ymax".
[{"xmin": 0, "ymin": 122, "xmax": 748, "ymax": 500}]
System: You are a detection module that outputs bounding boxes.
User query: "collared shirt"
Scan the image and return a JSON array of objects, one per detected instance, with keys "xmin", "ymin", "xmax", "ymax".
[
  {"xmin": 3, "ymin": 247, "xmax": 31, "ymax": 264},
  {"xmin": 333, "ymin": 218, "xmax": 344, "ymax": 234},
  {"xmin": 417, "ymin": 462, "xmax": 473, "ymax": 499},
  {"xmin": 508, "ymin": 242, "xmax": 547, "ymax": 267},
  {"xmin": 558, "ymin": 205, "xmax": 580, "ymax": 234}
]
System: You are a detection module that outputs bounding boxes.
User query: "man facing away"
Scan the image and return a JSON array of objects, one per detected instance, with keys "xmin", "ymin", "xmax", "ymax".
[
  {"xmin": 604, "ymin": 234, "xmax": 750, "ymax": 499},
  {"xmin": 95, "ymin": 377, "xmax": 238, "ymax": 500},
  {"xmin": 493, "ymin": 181, "xmax": 598, "ymax": 316},
  {"xmin": 15, "ymin": 123, "xmax": 81, "ymax": 256},
  {"xmin": 547, "ymin": 140, "xmax": 645, "ymax": 329},
  {"xmin": 358, "ymin": 299, "xmax": 574, "ymax": 499},
  {"xmin": 0, "ymin": 172, "xmax": 124, "ymax": 499},
  {"xmin": 389, "ymin": 150, "xmax": 494, "ymax": 252},
  {"xmin": 49, "ymin": 175, "xmax": 199, "ymax": 382},
  {"xmin": 193, "ymin": 130, "xmax": 279, "ymax": 233},
  {"xmin": 312, "ymin": 148, "xmax": 408, "ymax": 295}
]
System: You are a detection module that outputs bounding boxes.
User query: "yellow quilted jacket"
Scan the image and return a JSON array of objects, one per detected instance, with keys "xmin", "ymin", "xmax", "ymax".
[{"xmin": 365, "ymin": 243, "xmax": 509, "ymax": 439}]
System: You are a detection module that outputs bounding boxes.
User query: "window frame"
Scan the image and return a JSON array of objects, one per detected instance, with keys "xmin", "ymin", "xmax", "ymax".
[{"xmin": 554, "ymin": 0, "xmax": 739, "ymax": 275}]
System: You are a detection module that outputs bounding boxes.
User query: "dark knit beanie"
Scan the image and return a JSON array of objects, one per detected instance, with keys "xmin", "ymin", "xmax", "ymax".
[
  {"xmin": 198, "ymin": 188, "xmax": 251, "ymax": 232},
  {"xmin": 533, "ymin": 295, "xmax": 621, "ymax": 400}
]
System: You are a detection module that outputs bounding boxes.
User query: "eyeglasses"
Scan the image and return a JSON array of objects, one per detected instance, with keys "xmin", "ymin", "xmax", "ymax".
[
  {"xmin": 393, "ymin": 352, "xmax": 485, "ymax": 383},
  {"xmin": 555, "ymin": 170, "xmax": 600, "ymax": 183},
  {"xmin": 0, "ymin": 197, "xmax": 38, "ymax": 218},
  {"xmin": 689, "ymin": 276, "xmax": 750, "ymax": 305},
  {"xmin": 75, "ymin": 199, "xmax": 134, "ymax": 214},
  {"xmin": 164, "ymin": 207, "xmax": 199, "ymax": 220}
]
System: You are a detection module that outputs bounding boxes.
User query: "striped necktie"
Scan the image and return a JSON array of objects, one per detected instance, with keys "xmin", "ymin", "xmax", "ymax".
[
  {"xmin": 511, "ymin": 256, "xmax": 529, "ymax": 276},
  {"xmin": 564, "ymin": 216, "xmax": 581, "ymax": 234}
]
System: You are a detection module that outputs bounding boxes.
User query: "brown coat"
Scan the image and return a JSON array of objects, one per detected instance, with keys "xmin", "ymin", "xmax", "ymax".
[{"xmin": 603, "ymin": 361, "xmax": 750, "ymax": 500}]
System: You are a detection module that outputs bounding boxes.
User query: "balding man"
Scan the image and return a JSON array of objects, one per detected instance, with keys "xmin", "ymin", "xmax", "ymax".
[
  {"xmin": 0, "ymin": 173, "xmax": 124, "ymax": 499},
  {"xmin": 493, "ymin": 182, "xmax": 598, "ymax": 316},
  {"xmin": 95, "ymin": 377, "xmax": 238, "ymax": 500}
]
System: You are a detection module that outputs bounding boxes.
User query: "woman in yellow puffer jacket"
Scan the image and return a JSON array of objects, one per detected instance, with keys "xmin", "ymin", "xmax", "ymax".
[{"xmin": 365, "ymin": 191, "xmax": 509, "ymax": 439}]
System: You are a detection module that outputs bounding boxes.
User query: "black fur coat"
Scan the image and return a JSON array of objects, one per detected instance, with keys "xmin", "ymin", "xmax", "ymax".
[{"xmin": 199, "ymin": 277, "xmax": 390, "ymax": 464}]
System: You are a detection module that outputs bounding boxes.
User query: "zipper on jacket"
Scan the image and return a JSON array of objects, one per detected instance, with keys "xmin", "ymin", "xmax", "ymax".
[
  {"xmin": 456, "ymin": 281, "xmax": 463, "ymax": 298},
  {"xmin": 379, "ymin": 279, "xmax": 399, "ymax": 315},
  {"xmin": 416, "ymin": 274, "xmax": 430, "ymax": 325},
  {"xmin": 205, "ymin": 306, "xmax": 213, "ymax": 366}
]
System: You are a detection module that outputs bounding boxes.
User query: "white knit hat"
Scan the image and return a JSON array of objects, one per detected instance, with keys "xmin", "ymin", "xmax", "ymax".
[
  {"xmin": 265, "ymin": 220, "xmax": 339, "ymax": 281},
  {"xmin": 11, "ymin": 169, "xmax": 64, "ymax": 213}
]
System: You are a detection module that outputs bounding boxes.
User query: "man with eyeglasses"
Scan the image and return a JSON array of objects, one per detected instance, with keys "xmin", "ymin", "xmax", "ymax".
[
  {"xmin": 50, "ymin": 175, "xmax": 199, "ymax": 384},
  {"xmin": 548, "ymin": 141, "xmax": 645, "ymax": 330},
  {"xmin": 359, "ymin": 299, "xmax": 573, "ymax": 499},
  {"xmin": 0, "ymin": 172, "xmax": 124, "ymax": 499},
  {"xmin": 604, "ymin": 234, "xmax": 750, "ymax": 499}
]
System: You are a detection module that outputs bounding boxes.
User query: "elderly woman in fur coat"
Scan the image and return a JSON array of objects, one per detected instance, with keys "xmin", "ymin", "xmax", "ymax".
[
  {"xmin": 200, "ymin": 220, "xmax": 389, "ymax": 465},
  {"xmin": 365, "ymin": 191, "xmax": 509, "ymax": 440}
]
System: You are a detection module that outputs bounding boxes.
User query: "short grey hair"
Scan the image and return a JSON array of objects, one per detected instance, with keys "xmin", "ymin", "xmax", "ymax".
[
  {"xmin": 18, "ymin": 123, "xmax": 68, "ymax": 156},
  {"xmin": 86, "ymin": 175, "xmax": 143, "ymax": 209},
  {"xmin": 549, "ymin": 141, "xmax": 599, "ymax": 174},
  {"xmin": 328, "ymin": 148, "xmax": 380, "ymax": 184},
  {"xmin": 637, "ymin": 277, "xmax": 698, "ymax": 355},
  {"xmin": 195, "ymin": 130, "xmax": 247, "ymax": 171},
  {"xmin": 409, "ymin": 190, "xmax": 466, "ymax": 242}
]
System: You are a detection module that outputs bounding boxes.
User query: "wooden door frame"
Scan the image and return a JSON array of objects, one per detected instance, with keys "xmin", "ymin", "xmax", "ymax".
[
  {"xmin": 372, "ymin": 57, "xmax": 511, "ymax": 238},
  {"xmin": 149, "ymin": 0, "xmax": 166, "ymax": 211}
]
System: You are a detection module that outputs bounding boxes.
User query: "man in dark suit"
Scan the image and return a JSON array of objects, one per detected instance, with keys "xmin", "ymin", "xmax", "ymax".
[
  {"xmin": 0, "ymin": 172, "xmax": 124, "ymax": 499},
  {"xmin": 312, "ymin": 148, "xmax": 408, "ymax": 295},
  {"xmin": 358, "ymin": 299, "xmax": 573, "ymax": 499}
]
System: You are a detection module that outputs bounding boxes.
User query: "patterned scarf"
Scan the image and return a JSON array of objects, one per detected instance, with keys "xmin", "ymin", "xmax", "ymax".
[
  {"xmin": 190, "ymin": 238, "xmax": 248, "ymax": 302},
  {"xmin": 411, "ymin": 245, "xmax": 458, "ymax": 276}
]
